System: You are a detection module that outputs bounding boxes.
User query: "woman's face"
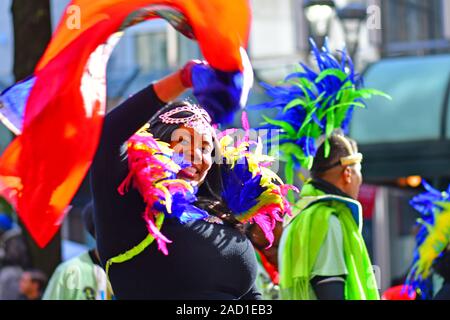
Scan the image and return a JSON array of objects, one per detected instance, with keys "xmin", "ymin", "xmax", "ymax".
[{"xmin": 170, "ymin": 126, "xmax": 214, "ymax": 187}]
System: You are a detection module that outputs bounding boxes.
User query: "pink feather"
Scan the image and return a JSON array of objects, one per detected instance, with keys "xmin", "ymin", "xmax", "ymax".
[
  {"xmin": 118, "ymin": 132, "xmax": 192, "ymax": 255},
  {"xmin": 241, "ymin": 111, "xmax": 250, "ymax": 142}
]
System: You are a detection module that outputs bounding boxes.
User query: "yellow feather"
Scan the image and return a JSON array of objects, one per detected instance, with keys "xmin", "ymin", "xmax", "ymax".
[
  {"xmin": 154, "ymin": 184, "xmax": 172, "ymax": 214},
  {"xmin": 418, "ymin": 210, "xmax": 450, "ymax": 278}
]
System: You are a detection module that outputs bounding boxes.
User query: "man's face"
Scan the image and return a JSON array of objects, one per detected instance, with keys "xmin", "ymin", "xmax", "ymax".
[
  {"xmin": 19, "ymin": 272, "xmax": 34, "ymax": 295},
  {"xmin": 347, "ymin": 162, "xmax": 363, "ymax": 199}
]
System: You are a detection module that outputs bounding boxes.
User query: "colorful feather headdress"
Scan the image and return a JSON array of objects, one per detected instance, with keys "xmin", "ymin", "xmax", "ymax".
[
  {"xmin": 219, "ymin": 114, "xmax": 297, "ymax": 247},
  {"xmin": 251, "ymin": 39, "xmax": 390, "ymax": 184},
  {"xmin": 405, "ymin": 181, "xmax": 450, "ymax": 299}
]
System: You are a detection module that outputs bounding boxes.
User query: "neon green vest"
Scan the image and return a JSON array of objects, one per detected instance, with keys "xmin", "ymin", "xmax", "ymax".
[{"xmin": 279, "ymin": 183, "xmax": 380, "ymax": 300}]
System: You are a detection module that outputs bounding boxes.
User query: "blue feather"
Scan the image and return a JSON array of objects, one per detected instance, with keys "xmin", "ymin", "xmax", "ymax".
[
  {"xmin": 248, "ymin": 38, "xmax": 374, "ymax": 169},
  {"xmin": 154, "ymin": 191, "xmax": 208, "ymax": 224},
  {"xmin": 405, "ymin": 181, "xmax": 450, "ymax": 299},
  {"xmin": 221, "ymin": 158, "xmax": 267, "ymax": 215},
  {"xmin": 191, "ymin": 64, "xmax": 245, "ymax": 125},
  {"xmin": 341, "ymin": 107, "xmax": 354, "ymax": 134}
]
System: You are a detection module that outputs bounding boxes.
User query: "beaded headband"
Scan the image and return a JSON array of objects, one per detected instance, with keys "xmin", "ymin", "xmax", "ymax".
[
  {"xmin": 337, "ymin": 134, "xmax": 363, "ymax": 166},
  {"xmin": 312, "ymin": 134, "xmax": 363, "ymax": 173},
  {"xmin": 158, "ymin": 104, "xmax": 213, "ymax": 134}
]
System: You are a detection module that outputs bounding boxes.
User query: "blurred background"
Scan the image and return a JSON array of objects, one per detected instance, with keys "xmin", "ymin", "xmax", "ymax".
[{"xmin": 0, "ymin": 0, "xmax": 449, "ymax": 293}]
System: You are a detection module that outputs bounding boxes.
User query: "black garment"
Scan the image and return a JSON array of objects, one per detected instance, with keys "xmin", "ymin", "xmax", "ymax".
[
  {"xmin": 90, "ymin": 85, "xmax": 260, "ymax": 300},
  {"xmin": 310, "ymin": 178, "xmax": 350, "ymax": 300},
  {"xmin": 311, "ymin": 276, "xmax": 346, "ymax": 300}
]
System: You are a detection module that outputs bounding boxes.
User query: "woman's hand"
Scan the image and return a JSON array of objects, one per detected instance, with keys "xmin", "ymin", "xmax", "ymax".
[
  {"xmin": 247, "ymin": 221, "xmax": 283, "ymax": 267},
  {"xmin": 179, "ymin": 60, "xmax": 208, "ymax": 88}
]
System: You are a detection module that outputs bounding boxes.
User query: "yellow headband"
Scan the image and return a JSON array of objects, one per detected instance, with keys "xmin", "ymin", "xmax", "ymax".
[
  {"xmin": 336, "ymin": 134, "xmax": 362, "ymax": 167},
  {"xmin": 340, "ymin": 152, "xmax": 363, "ymax": 166}
]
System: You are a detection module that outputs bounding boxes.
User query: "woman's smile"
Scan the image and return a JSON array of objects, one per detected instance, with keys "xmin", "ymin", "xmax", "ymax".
[{"xmin": 178, "ymin": 166, "xmax": 199, "ymax": 180}]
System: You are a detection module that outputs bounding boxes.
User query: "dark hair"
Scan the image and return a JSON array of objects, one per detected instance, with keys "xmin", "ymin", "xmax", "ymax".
[
  {"xmin": 25, "ymin": 269, "xmax": 48, "ymax": 293},
  {"xmin": 82, "ymin": 201, "xmax": 95, "ymax": 239},
  {"xmin": 1, "ymin": 227, "xmax": 31, "ymax": 268},
  {"xmin": 311, "ymin": 133, "xmax": 358, "ymax": 178},
  {"xmin": 148, "ymin": 101, "xmax": 242, "ymax": 230}
]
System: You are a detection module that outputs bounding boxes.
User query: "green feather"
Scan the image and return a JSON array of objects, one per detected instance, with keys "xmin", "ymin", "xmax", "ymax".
[
  {"xmin": 324, "ymin": 138, "xmax": 331, "ymax": 158},
  {"xmin": 319, "ymin": 101, "xmax": 366, "ymax": 121},
  {"xmin": 316, "ymin": 68, "xmax": 349, "ymax": 83},
  {"xmin": 326, "ymin": 112, "xmax": 334, "ymax": 137},
  {"xmin": 285, "ymin": 158, "xmax": 294, "ymax": 185},
  {"xmin": 283, "ymin": 98, "xmax": 307, "ymax": 113},
  {"xmin": 262, "ymin": 115, "xmax": 297, "ymax": 137},
  {"xmin": 288, "ymin": 78, "xmax": 313, "ymax": 105},
  {"xmin": 355, "ymin": 88, "xmax": 393, "ymax": 100},
  {"xmin": 280, "ymin": 143, "xmax": 306, "ymax": 161},
  {"xmin": 297, "ymin": 107, "xmax": 318, "ymax": 137}
]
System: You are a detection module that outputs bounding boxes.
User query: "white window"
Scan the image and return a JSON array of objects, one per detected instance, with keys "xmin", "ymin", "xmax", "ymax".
[
  {"xmin": 135, "ymin": 31, "xmax": 168, "ymax": 73},
  {"xmin": 250, "ymin": 0, "xmax": 298, "ymax": 59},
  {"xmin": 177, "ymin": 33, "xmax": 201, "ymax": 65}
]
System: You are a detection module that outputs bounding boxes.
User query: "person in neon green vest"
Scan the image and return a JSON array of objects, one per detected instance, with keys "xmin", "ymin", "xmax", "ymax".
[
  {"xmin": 42, "ymin": 202, "xmax": 112, "ymax": 300},
  {"xmin": 279, "ymin": 134, "xmax": 380, "ymax": 300}
]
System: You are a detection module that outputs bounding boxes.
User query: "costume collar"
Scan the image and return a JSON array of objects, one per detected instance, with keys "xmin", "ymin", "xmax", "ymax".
[
  {"xmin": 311, "ymin": 178, "xmax": 352, "ymax": 199},
  {"xmin": 285, "ymin": 179, "xmax": 362, "ymax": 231}
]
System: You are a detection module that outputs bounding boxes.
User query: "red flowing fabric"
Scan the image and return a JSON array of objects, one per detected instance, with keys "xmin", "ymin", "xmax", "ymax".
[
  {"xmin": 0, "ymin": 0, "xmax": 251, "ymax": 248},
  {"xmin": 256, "ymin": 249, "xmax": 279, "ymax": 285}
]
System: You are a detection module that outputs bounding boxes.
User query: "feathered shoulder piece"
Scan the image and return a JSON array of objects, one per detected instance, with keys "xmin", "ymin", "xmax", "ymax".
[
  {"xmin": 117, "ymin": 125, "xmax": 208, "ymax": 255},
  {"xmin": 405, "ymin": 181, "xmax": 450, "ymax": 299},
  {"xmin": 218, "ymin": 114, "xmax": 298, "ymax": 247},
  {"xmin": 251, "ymin": 39, "xmax": 390, "ymax": 183},
  {"xmin": 116, "ymin": 119, "xmax": 296, "ymax": 259}
]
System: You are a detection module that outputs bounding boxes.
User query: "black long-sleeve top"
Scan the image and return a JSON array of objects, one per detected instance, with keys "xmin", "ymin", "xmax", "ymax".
[{"xmin": 90, "ymin": 85, "xmax": 261, "ymax": 300}]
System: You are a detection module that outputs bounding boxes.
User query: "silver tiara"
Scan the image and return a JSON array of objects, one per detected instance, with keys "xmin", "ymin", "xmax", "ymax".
[{"xmin": 159, "ymin": 105, "xmax": 212, "ymax": 134}]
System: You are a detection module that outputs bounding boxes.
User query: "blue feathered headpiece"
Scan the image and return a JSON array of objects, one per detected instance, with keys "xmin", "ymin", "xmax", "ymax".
[
  {"xmin": 250, "ymin": 38, "xmax": 390, "ymax": 184},
  {"xmin": 217, "ymin": 121, "xmax": 297, "ymax": 248},
  {"xmin": 191, "ymin": 49, "xmax": 253, "ymax": 125},
  {"xmin": 405, "ymin": 181, "xmax": 450, "ymax": 299}
]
